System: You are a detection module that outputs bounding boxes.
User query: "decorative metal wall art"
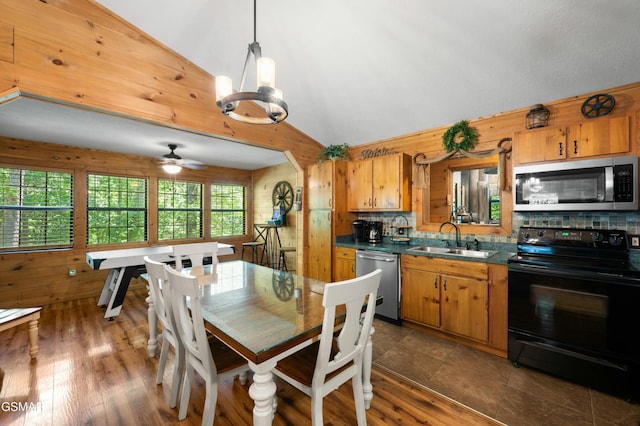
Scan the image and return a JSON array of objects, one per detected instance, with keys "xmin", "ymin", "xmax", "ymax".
[{"xmin": 581, "ymin": 93, "xmax": 615, "ymax": 118}]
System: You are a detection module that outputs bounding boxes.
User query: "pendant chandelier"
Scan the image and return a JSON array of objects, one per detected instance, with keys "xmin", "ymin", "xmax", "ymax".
[{"xmin": 215, "ymin": 0, "xmax": 288, "ymax": 124}]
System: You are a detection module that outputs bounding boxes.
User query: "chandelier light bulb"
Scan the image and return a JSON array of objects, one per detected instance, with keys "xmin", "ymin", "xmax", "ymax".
[
  {"xmin": 215, "ymin": 76, "xmax": 233, "ymax": 102},
  {"xmin": 256, "ymin": 57, "xmax": 275, "ymax": 88}
]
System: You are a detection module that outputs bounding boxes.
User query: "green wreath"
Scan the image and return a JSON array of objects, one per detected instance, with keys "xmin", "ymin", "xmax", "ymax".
[{"xmin": 442, "ymin": 120, "xmax": 479, "ymax": 153}]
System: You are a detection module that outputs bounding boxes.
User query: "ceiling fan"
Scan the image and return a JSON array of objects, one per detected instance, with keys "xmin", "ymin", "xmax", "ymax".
[{"xmin": 159, "ymin": 144, "xmax": 207, "ymax": 173}]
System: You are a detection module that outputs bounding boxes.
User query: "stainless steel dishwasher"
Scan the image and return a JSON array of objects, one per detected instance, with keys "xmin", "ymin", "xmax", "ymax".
[{"xmin": 355, "ymin": 250, "xmax": 399, "ymax": 321}]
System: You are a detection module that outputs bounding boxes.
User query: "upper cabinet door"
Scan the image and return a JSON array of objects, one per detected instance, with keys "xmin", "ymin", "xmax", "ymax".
[
  {"xmin": 308, "ymin": 161, "xmax": 335, "ymax": 209},
  {"xmin": 515, "ymin": 127, "xmax": 567, "ymax": 165},
  {"xmin": 373, "ymin": 155, "xmax": 402, "ymax": 209},
  {"xmin": 347, "ymin": 159, "xmax": 374, "ymax": 210},
  {"xmin": 568, "ymin": 115, "xmax": 630, "ymax": 158},
  {"xmin": 347, "ymin": 153, "xmax": 412, "ymax": 212},
  {"xmin": 515, "ymin": 114, "xmax": 632, "ymax": 165}
]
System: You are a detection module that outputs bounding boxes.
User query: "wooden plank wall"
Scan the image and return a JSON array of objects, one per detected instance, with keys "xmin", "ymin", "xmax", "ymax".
[
  {"xmin": 0, "ymin": 0, "xmax": 323, "ymax": 305},
  {"xmin": 349, "ymin": 82, "xmax": 640, "ymax": 169},
  {"xmin": 252, "ymin": 162, "xmax": 298, "ymax": 247},
  {"xmin": 0, "ymin": 137, "xmax": 256, "ymax": 307},
  {"xmin": 0, "ymin": 0, "xmax": 323, "ymax": 169},
  {"xmin": 349, "ymin": 81, "xmax": 640, "ymax": 235},
  {"xmin": 251, "ymin": 162, "xmax": 302, "ymax": 270}
]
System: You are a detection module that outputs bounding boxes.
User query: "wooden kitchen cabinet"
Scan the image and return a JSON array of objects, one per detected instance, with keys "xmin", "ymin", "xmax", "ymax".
[
  {"xmin": 401, "ymin": 254, "xmax": 489, "ymax": 343},
  {"xmin": 440, "ymin": 274, "xmax": 489, "ymax": 341},
  {"xmin": 308, "ymin": 160, "xmax": 341, "ymax": 209},
  {"xmin": 307, "ymin": 160, "xmax": 355, "ymax": 281},
  {"xmin": 401, "ymin": 267, "xmax": 440, "ymax": 327},
  {"xmin": 347, "ymin": 153, "xmax": 412, "ymax": 211},
  {"xmin": 515, "ymin": 115, "xmax": 631, "ymax": 165},
  {"xmin": 308, "ymin": 210, "xmax": 333, "ymax": 281},
  {"xmin": 333, "ymin": 247, "xmax": 356, "ymax": 281},
  {"xmin": 515, "ymin": 127, "xmax": 567, "ymax": 164}
]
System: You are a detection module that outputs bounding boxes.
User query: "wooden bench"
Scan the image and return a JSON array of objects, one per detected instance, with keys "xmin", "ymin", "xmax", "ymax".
[{"xmin": 0, "ymin": 308, "xmax": 42, "ymax": 359}]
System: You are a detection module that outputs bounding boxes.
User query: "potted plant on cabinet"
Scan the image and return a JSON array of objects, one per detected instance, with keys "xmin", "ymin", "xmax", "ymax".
[{"xmin": 317, "ymin": 143, "xmax": 350, "ymax": 162}]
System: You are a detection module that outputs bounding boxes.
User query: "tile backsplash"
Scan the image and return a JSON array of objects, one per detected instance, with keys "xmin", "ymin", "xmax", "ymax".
[{"xmin": 356, "ymin": 211, "xmax": 640, "ymax": 245}]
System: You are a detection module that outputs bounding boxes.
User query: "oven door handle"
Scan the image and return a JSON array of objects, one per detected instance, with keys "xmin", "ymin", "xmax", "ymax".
[{"xmin": 508, "ymin": 263, "xmax": 550, "ymax": 271}]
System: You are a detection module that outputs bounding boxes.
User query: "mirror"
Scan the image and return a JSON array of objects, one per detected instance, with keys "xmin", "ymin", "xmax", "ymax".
[
  {"xmin": 414, "ymin": 153, "xmax": 512, "ymax": 236},
  {"xmin": 452, "ymin": 167, "xmax": 500, "ymax": 225}
]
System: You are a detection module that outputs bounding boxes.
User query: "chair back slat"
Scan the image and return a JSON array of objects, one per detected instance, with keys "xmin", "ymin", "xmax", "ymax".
[
  {"xmin": 143, "ymin": 256, "xmax": 173, "ymax": 332},
  {"xmin": 164, "ymin": 264, "xmax": 216, "ymax": 378},
  {"xmin": 172, "ymin": 242, "xmax": 218, "ymax": 271},
  {"xmin": 314, "ymin": 269, "xmax": 381, "ymax": 382}
]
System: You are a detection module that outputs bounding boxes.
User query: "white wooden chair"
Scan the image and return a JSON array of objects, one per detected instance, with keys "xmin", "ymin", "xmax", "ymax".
[
  {"xmin": 273, "ymin": 269, "xmax": 382, "ymax": 426},
  {"xmin": 164, "ymin": 264, "xmax": 249, "ymax": 425},
  {"xmin": 143, "ymin": 256, "xmax": 183, "ymax": 408},
  {"xmin": 172, "ymin": 242, "xmax": 218, "ymax": 272}
]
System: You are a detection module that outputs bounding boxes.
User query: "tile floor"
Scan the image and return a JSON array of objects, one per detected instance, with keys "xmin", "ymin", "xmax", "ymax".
[{"xmin": 371, "ymin": 319, "xmax": 640, "ymax": 426}]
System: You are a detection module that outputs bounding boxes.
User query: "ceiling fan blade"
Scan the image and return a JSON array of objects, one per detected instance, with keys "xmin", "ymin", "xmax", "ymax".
[
  {"xmin": 182, "ymin": 160, "xmax": 207, "ymax": 170},
  {"xmin": 157, "ymin": 144, "xmax": 206, "ymax": 170}
]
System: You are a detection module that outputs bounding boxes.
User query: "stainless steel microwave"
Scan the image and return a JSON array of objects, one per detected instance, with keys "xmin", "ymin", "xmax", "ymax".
[{"xmin": 513, "ymin": 155, "xmax": 638, "ymax": 211}]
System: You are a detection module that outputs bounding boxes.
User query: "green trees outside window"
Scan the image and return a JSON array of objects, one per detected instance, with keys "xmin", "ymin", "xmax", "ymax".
[
  {"xmin": 0, "ymin": 168, "xmax": 73, "ymax": 249},
  {"xmin": 158, "ymin": 179, "xmax": 202, "ymax": 241},
  {"xmin": 3, "ymin": 168, "xmax": 247, "ymax": 251},
  {"xmin": 211, "ymin": 184, "xmax": 245, "ymax": 237},
  {"xmin": 87, "ymin": 174, "xmax": 147, "ymax": 245}
]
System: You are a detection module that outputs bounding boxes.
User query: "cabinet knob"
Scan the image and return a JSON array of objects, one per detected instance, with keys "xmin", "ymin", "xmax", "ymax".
[
  {"xmin": 573, "ymin": 140, "xmax": 578, "ymax": 154},
  {"xmin": 558, "ymin": 142, "xmax": 563, "ymax": 156},
  {"xmin": 443, "ymin": 279, "xmax": 447, "ymax": 291},
  {"xmin": 434, "ymin": 278, "xmax": 438, "ymax": 289}
]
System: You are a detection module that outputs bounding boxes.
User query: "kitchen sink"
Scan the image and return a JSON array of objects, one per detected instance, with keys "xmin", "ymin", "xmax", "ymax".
[
  {"xmin": 407, "ymin": 246, "xmax": 498, "ymax": 258},
  {"xmin": 407, "ymin": 246, "xmax": 452, "ymax": 254}
]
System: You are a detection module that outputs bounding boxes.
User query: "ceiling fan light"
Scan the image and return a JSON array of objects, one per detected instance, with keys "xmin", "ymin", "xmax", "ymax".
[
  {"xmin": 162, "ymin": 163, "xmax": 182, "ymax": 174},
  {"xmin": 256, "ymin": 56, "xmax": 275, "ymax": 89}
]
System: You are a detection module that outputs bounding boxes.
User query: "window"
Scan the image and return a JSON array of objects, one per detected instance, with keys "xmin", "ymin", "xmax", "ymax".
[
  {"xmin": 211, "ymin": 184, "xmax": 246, "ymax": 237},
  {"xmin": 158, "ymin": 179, "xmax": 202, "ymax": 241},
  {"xmin": 87, "ymin": 174, "xmax": 147, "ymax": 245},
  {"xmin": 0, "ymin": 167, "xmax": 73, "ymax": 250}
]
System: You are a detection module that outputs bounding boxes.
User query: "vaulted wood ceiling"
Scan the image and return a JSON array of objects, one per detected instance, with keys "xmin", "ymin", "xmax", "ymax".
[
  {"xmin": 97, "ymin": 0, "xmax": 640, "ymax": 147},
  {"xmin": 2, "ymin": 1, "xmax": 639, "ymax": 170}
]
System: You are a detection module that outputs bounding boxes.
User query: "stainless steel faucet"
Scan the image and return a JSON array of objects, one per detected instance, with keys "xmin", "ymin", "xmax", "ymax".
[{"xmin": 439, "ymin": 221, "xmax": 461, "ymax": 247}]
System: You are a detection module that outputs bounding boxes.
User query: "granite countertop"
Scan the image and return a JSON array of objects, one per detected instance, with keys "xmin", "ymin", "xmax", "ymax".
[{"xmin": 335, "ymin": 235, "xmax": 515, "ymax": 265}]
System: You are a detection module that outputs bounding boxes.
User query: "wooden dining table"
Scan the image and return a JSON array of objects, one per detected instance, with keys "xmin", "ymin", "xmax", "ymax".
[{"xmin": 176, "ymin": 260, "xmax": 378, "ymax": 426}]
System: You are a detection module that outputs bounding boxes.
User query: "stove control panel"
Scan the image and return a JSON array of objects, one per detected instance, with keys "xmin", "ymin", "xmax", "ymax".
[{"xmin": 517, "ymin": 227, "xmax": 629, "ymax": 250}]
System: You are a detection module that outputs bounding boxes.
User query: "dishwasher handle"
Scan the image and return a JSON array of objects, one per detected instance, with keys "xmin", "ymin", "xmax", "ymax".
[{"xmin": 356, "ymin": 253, "xmax": 397, "ymax": 262}]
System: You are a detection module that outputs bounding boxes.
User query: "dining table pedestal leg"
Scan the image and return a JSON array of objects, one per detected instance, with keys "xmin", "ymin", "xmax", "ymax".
[{"xmin": 248, "ymin": 359, "xmax": 278, "ymax": 426}]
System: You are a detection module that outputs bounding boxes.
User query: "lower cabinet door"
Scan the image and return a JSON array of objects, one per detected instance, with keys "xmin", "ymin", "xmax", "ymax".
[
  {"xmin": 401, "ymin": 267, "xmax": 440, "ymax": 328},
  {"xmin": 308, "ymin": 210, "xmax": 332, "ymax": 282},
  {"xmin": 440, "ymin": 274, "xmax": 489, "ymax": 342}
]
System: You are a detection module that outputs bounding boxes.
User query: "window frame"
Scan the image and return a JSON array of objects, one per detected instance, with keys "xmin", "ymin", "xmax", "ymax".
[
  {"xmin": 210, "ymin": 183, "xmax": 247, "ymax": 238},
  {"xmin": 157, "ymin": 178, "xmax": 203, "ymax": 242},
  {"xmin": 86, "ymin": 173, "xmax": 148, "ymax": 246},
  {"xmin": 0, "ymin": 166, "xmax": 74, "ymax": 251}
]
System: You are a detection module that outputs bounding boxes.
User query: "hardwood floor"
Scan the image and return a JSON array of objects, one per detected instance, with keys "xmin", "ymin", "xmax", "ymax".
[{"xmin": 0, "ymin": 288, "xmax": 502, "ymax": 426}]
